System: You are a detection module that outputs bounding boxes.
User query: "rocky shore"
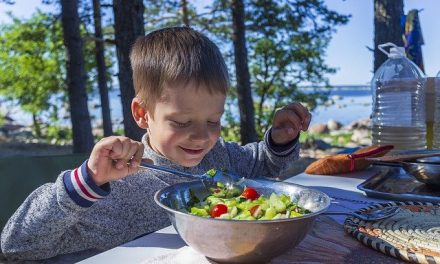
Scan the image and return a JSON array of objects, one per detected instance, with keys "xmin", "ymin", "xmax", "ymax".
[{"xmin": 300, "ymin": 117, "xmax": 371, "ymax": 158}]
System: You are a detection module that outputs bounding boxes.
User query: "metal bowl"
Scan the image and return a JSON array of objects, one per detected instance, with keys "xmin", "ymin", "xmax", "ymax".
[
  {"xmin": 154, "ymin": 179, "xmax": 331, "ymax": 263},
  {"xmin": 401, "ymin": 156, "xmax": 440, "ymax": 186}
]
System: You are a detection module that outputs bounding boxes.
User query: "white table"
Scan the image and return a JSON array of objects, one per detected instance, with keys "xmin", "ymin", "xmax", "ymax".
[{"xmin": 79, "ymin": 169, "xmax": 386, "ymax": 264}]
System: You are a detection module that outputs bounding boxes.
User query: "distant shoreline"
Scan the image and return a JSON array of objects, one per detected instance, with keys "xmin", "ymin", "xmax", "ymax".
[
  {"xmin": 298, "ymin": 84, "xmax": 370, "ymax": 89},
  {"xmin": 1, "ymin": 85, "xmax": 372, "ymax": 128}
]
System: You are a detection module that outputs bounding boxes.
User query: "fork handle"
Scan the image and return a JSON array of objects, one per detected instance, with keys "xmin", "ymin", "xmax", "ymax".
[{"xmin": 139, "ymin": 161, "xmax": 201, "ymax": 180}]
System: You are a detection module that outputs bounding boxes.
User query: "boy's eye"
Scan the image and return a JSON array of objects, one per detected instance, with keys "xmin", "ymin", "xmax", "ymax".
[
  {"xmin": 171, "ymin": 120, "xmax": 191, "ymax": 127},
  {"xmin": 208, "ymin": 121, "xmax": 220, "ymax": 126}
]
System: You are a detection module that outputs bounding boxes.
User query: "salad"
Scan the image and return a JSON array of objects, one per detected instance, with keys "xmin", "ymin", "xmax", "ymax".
[{"xmin": 188, "ymin": 182, "xmax": 310, "ymax": 220}]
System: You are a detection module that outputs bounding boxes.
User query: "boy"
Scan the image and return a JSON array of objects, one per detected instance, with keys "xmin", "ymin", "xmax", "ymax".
[{"xmin": 1, "ymin": 27, "xmax": 310, "ymax": 260}]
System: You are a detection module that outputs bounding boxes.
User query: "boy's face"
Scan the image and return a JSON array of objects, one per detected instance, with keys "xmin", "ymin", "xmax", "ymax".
[{"xmin": 146, "ymin": 82, "xmax": 226, "ymax": 167}]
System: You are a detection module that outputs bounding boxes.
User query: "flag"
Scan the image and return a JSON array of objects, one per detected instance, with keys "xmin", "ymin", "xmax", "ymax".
[{"xmin": 402, "ymin": 9, "xmax": 425, "ymax": 73}]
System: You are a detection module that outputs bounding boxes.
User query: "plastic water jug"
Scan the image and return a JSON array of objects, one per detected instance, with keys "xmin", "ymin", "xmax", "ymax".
[
  {"xmin": 425, "ymin": 77, "xmax": 440, "ymax": 149},
  {"xmin": 371, "ymin": 43, "xmax": 426, "ymax": 151}
]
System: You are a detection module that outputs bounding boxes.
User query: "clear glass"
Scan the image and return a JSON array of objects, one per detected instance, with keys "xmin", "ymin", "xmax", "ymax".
[{"xmin": 371, "ymin": 56, "xmax": 426, "ymax": 151}]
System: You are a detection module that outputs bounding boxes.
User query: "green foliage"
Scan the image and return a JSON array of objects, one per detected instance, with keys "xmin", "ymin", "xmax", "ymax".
[
  {"xmin": 0, "ymin": 112, "xmax": 4, "ymax": 127},
  {"xmin": 0, "ymin": 1, "xmax": 350, "ymax": 146},
  {"xmin": 246, "ymin": 0, "xmax": 349, "ymax": 139},
  {"xmin": 143, "ymin": 0, "xmax": 205, "ymax": 31},
  {"xmin": 0, "ymin": 10, "xmax": 114, "ymax": 142},
  {"xmin": 0, "ymin": 11, "xmax": 65, "ymax": 127},
  {"xmin": 113, "ymin": 127, "xmax": 125, "ymax": 136},
  {"xmin": 203, "ymin": 0, "xmax": 350, "ymax": 142},
  {"xmin": 220, "ymin": 98, "xmax": 241, "ymax": 141},
  {"xmin": 44, "ymin": 125, "xmax": 72, "ymax": 144},
  {"xmin": 300, "ymin": 131, "xmax": 354, "ymax": 147}
]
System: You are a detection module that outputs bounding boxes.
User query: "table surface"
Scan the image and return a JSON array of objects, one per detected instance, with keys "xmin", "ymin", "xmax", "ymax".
[{"xmin": 79, "ymin": 169, "xmax": 388, "ymax": 264}]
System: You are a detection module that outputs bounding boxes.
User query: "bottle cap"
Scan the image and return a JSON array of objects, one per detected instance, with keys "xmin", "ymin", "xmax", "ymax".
[
  {"xmin": 388, "ymin": 47, "xmax": 405, "ymax": 58},
  {"xmin": 378, "ymin": 43, "xmax": 406, "ymax": 59}
]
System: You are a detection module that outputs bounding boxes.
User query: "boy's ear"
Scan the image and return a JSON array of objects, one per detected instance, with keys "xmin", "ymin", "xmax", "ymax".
[{"xmin": 131, "ymin": 98, "xmax": 148, "ymax": 129}]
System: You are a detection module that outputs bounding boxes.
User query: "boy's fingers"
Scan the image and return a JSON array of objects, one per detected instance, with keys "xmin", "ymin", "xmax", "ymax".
[
  {"xmin": 115, "ymin": 141, "xmax": 142, "ymax": 170},
  {"xmin": 283, "ymin": 103, "xmax": 311, "ymax": 131},
  {"xmin": 107, "ymin": 138, "xmax": 124, "ymax": 159},
  {"xmin": 284, "ymin": 103, "xmax": 308, "ymax": 120},
  {"xmin": 119, "ymin": 138, "xmax": 132, "ymax": 159},
  {"xmin": 274, "ymin": 108, "xmax": 302, "ymax": 130},
  {"xmin": 128, "ymin": 142, "xmax": 144, "ymax": 168},
  {"xmin": 98, "ymin": 136, "xmax": 134, "ymax": 160},
  {"xmin": 303, "ymin": 112, "xmax": 312, "ymax": 131},
  {"xmin": 127, "ymin": 143, "xmax": 144, "ymax": 174}
]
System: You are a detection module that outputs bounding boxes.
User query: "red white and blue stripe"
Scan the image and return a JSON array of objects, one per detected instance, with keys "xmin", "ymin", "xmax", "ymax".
[{"xmin": 63, "ymin": 160, "xmax": 110, "ymax": 207}]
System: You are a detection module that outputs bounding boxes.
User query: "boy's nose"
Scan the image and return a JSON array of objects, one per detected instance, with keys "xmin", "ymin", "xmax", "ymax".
[{"xmin": 190, "ymin": 124, "xmax": 209, "ymax": 141}]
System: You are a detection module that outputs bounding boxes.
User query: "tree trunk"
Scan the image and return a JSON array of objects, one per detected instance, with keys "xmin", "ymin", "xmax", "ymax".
[
  {"xmin": 32, "ymin": 113, "xmax": 42, "ymax": 138},
  {"xmin": 181, "ymin": 0, "xmax": 190, "ymax": 27},
  {"xmin": 113, "ymin": 0, "xmax": 145, "ymax": 141},
  {"xmin": 231, "ymin": 0, "xmax": 257, "ymax": 144},
  {"xmin": 61, "ymin": 0, "xmax": 94, "ymax": 153},
  {"xmin": 374, "ymin": 0, "xmax": 404, "ymax": 72},
  {"xmin": 92, "ymin": 0, "xmax": 113, "ymax": 137}
]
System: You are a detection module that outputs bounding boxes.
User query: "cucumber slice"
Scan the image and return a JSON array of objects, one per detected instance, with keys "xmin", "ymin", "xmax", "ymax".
[{"xmin": 269, "ymin": 193, "xmax": 286, "ymax": 213}]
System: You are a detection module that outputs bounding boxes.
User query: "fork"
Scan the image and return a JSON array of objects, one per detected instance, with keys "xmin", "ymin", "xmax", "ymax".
[{"xmin": 138, "ymin": 159, "xmax": 244, "ymax": 191}]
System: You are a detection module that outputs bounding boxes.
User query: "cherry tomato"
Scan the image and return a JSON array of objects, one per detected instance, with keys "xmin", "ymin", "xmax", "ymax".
[
  {"xmin": 241, "ymin": 187, "xmax": 260, "ymax": 200},
  {"xmin": 211, "ymin": 204, "xmax": 228, "ymax": 218}
]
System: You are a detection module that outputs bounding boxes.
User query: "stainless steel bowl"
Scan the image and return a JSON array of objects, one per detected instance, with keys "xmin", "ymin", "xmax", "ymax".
[
  {"xmin": 154, "ymin": 179, "xmax": 331, "ymax": 263},
  {"xmin": 402, "ymin": 156, "xmax": 440, "ymax": 186}
]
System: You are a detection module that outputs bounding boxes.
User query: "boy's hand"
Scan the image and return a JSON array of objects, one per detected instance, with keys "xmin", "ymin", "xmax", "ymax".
[
  {"xmin": 87, "ymin": 136, "xmax": 145, "ymax": 186},
  {"xmin": 271, "ymin": 102, "xmax": 311, "ymax": 145}
]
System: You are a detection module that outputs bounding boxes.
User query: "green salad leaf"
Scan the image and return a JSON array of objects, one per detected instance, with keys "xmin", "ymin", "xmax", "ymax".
[{"xmin": 188, "ymin": 183, "xmax": 310, "ymax": 220}]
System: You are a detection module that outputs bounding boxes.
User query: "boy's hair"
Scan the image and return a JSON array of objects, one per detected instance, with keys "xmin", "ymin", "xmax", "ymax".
[{"xmin": 130, "ymin": 27, "xmax": 229, "ymax": 112}]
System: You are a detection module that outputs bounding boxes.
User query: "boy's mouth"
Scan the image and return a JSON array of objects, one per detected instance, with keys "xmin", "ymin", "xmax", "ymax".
[{"xmin": 180, "ymin": 147, "xmax": 204, "ymax": 155}]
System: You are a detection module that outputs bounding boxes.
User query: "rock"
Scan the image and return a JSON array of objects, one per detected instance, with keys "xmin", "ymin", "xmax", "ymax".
[
  {"xmin": 359, "ymin": 138, "xmax": 372, "ymax": 145},
  {"xmin": 345, "ymin": 142, "xmax": 360, "ymax": 148},
  {"xmin": 309, "ymin": 123, "xmax": 329, "ymax": 134},
  {"xmin": 351, "ymin": 129, "xmax": 370, "ymax": 143},
  {"xmin": 302, "ymin": 138, "xmax": 332, "ymax": 150},
  {"xmin": 337, "ymin": 137, "xmax": 347, "ymax": 145},
  {"xmin": 327, "ymin": 119, "xmax": 342, "ymax": 131},
  {"xmin": 346, "ymin": 118, "xmax": 371, "ymax": 130},
  {"xmin": 329, "ymin": 130, "xmax": 348, "ymax": 136},
  {"xmin": 92, "ymin": 128, "xmax": 104, "ymax": 137},
  {"xmin": 0, "ymin": 123, "xmax": 24, "ymax": 135}
]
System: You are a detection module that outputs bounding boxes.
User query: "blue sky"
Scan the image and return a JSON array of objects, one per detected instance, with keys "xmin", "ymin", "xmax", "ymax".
[
  {"xmin": 325, "ymin": 0, "xmax": 440, "ymax": 85},
  {"xmin": 1, "ymin": 0, "xmax": 439, "ymax": 86}
]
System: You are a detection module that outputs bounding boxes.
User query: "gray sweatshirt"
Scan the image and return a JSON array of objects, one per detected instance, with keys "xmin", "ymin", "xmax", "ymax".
[{"xmin": 1, "ymin": 130, "xmax": 299, "ymax": 261}]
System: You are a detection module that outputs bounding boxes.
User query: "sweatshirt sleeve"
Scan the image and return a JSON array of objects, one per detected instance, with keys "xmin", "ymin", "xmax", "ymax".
[
  {"xmin": 0, "ymin": 161, "xmax": 110, "ymax": 260},
  {"xmin": 63, "ymin": 160, "xmax": 110, "ymax": 207},
  {"xmin": 220, "ymin": 127, "xmax": 300, "ymax": 179}
]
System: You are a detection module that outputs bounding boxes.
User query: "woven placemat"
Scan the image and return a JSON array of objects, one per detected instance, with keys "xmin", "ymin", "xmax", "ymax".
[{"xmin": 344, "ymin": 201, "xmax": 440, "ymax": 264}]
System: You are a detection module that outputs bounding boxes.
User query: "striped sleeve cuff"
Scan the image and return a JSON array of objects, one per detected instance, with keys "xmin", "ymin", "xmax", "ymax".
[
  {"xmin": 63, "ymin": 160, "xmax": 110, "ymax": 207},
  {"xmin": 264, "ymin": 127, "xmax": 299, "ymax": 157}
]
